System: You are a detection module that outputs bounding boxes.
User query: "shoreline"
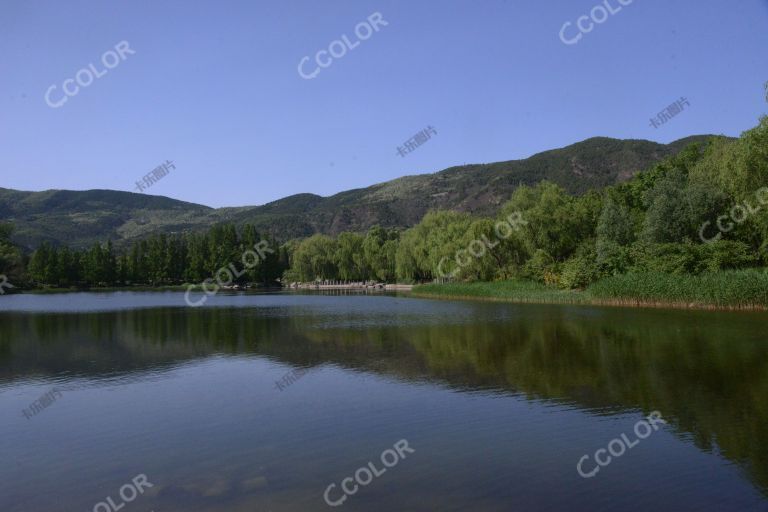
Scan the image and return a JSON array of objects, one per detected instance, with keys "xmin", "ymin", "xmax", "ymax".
[
  {"xmin": 412, "ymin": 291, "xmax": 768, "ymax": 312},
  {"xmin": 6, "ymin": 283, "xmax": 765, "ymax": 312},
  {"xmin": 288, "ymin": 282, "xmax": 413, "ymax": 291},
  {"xmin": 412, "ymin": 272, "xmax": 768, "ymax": 312},
  {"xmin": 2, "ymin": 283, "xmax": 415, "ymax": 296}
]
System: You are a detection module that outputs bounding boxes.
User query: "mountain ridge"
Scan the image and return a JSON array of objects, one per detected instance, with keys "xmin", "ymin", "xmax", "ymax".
[{"xmin": 0, "ymin": 134, "xmax": 722, "ymax": 250}]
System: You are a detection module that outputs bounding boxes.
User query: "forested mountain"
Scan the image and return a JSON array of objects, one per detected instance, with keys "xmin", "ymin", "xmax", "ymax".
[
  {"xmin": 3, "ymin": 115, "xmax": 765, "ymax": 293},
  {"xmin": 0, "ymin": 134, "xmax": 716, "ymax": 250},
  {"xmin": 285, "ymin": 115, "xmax": 768, "ymax": 292}
]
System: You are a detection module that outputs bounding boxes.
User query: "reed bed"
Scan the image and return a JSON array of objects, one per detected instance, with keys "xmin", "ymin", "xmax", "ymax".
[
  {"xmin": 414, "ymin": 270, "xmax": 768, "ymax": 310},
  {"xmin": 413, "ymin": 280, "xmax": 590, "ymax": 305},
  {"xmin": 587, "ymin": 270, "xmax": 768, "ymax": 309}
]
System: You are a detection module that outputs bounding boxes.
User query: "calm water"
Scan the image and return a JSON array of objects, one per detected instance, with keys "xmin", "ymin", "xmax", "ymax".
[{"xmin": 1, "ymin": 291, "xmax": 767, "ymax": 511}]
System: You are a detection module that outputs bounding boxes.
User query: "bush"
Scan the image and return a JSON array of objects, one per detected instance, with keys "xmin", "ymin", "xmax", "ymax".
[
  {"xmin": 630, "ymin": 243, "xmax": 699, "ymax": 274},
  {"xmin": 628, "ymin": 241, "xmax": 758, "ymax": 275},
  {"xmin": 522, "ymin": 249, "xmax": 560, "ymax": 285},
  {"xmin": 596, "ymin": 240, "xmax": 633, "ymax": 275},
  {"xmin": 695, "ymin": 240, "xmax": 757, "ymax": 272},
  {"xmin": 560, "ymin": 246, "xmax": 602, "ymax": 289}
]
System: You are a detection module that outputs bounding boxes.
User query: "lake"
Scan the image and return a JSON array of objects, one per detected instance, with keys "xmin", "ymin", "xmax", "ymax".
[{"xmin": 1, "ymin": 291, "xmax": 767, "ymax": 511}]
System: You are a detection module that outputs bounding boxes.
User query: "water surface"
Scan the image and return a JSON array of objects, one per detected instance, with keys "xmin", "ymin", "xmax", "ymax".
[{"xmin": 1, "ymin": 291, "xmax": 767, "ymax": 511}]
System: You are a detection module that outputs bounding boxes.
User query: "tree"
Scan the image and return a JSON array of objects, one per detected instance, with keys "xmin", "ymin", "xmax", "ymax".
[
  {"xmin": 501, "ymin": 182, "xmax": 595, "ymax": 261},
  {"xmin": 0, "ymin": 222, "xmax": 24, "ymax": 287},
  {"xmin": 395, "ymin": 211, "xmax": 472, "ymax": 282},
  {"xmin": 362, "ymin": 226, "xmax": 399, "ymax": 282},
  {"xmin": 28, "ymin": 242, "xmax": 55, "ymax": 285},
  {"xmin": 335, "ymin": 232, "xmax": 365, "ymax": 280},
  {"xmin": 291, "ymin": 234, "xmax": 339, "ymax": 281},
  {"xmin": 641, "ymin": 168, "xmax": 728, "ymax": 244}
]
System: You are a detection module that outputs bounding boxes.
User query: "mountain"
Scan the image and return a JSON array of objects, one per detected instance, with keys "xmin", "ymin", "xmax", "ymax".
[{"xmin": 0, "ymin": 135, "xmax": 718, "ymax": 250}]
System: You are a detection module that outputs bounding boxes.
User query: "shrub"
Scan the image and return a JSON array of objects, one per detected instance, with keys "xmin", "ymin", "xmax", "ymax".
[
  {"xmin": 695, "ymin": 240, "xmax": 757, "ymax": 272},
  {"xmin": 522, "ymin": 249, "xmax": 559, "ymax": 284},
  {"xmin": 560, "ymin": 246, "xmax": 602, "ymax": 289},
  {"xmin": 629, "ymin": 243, "xmax": 698, "ymax": 274},
  {"xmin": 596, "ymin": 240, "xmax": 633, "ymax": 275}
]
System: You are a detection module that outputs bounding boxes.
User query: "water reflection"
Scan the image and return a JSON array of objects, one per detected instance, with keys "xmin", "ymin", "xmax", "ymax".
[{"xmin": 1, "ymin": 294, "xmax": 767, "ymax": 510}]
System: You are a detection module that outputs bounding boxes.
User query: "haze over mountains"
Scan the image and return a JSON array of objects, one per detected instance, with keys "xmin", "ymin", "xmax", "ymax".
[{"xmin": 0, "ymin": 134, "xmax": 717, "ymax": 250}]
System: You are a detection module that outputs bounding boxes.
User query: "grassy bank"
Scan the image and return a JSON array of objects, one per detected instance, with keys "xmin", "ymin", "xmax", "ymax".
[
  {"xmin": 588, "ymin": 270, "xmax": 768, "ymax": 309},
  {"xmin": 414, "ymin": 280, "xmax": 591, "ymax": 305},
  {"xmin": 413, "ymin": 270, "xmax": 768, "ymax": 310}
]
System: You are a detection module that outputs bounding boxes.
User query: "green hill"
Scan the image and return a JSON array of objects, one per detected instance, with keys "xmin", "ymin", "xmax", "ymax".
[{"xmin": 0, "ymin": 135, "xmax": 717, "ymax": 250}]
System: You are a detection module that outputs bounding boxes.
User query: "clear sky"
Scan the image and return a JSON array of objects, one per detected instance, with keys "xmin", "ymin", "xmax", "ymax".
[{"xmin": 1, "ymin": 0, "xmax": 767, "ymax": 208}]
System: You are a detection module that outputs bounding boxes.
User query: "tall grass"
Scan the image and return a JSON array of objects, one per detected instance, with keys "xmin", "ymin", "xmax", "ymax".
[
  {"xmin": 414, "ymin": 270, "xmax": 768, "ymax": 309},
  {"xmin": 413, "ymin": 280, "xmax": 590, "ymax": 304},
  {"xmin": 587, "ymin": 270, "xmax": 768, "ymax": 309}
]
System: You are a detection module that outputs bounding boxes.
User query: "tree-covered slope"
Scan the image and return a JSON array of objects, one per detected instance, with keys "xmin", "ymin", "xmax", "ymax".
[
  {"xmin": 0, "ymin": 187, "xmax": 220, "ymax": 250},
  {"xmin": 0, "ymin": 134, "xmax": 717, "ymax": 250}
]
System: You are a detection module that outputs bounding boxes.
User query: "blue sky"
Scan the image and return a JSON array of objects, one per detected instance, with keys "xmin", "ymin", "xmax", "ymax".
[{"xmin": 1, "ymin": 0, "xmax": 767, "ymax": 208}]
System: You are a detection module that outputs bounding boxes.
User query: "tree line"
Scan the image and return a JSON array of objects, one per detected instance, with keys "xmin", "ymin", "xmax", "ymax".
[
  {"xmin": 1, "ymin": 224, "xmax": 287, "ymax": 289},
  {"xmin": 1, "ymin": 114, "xmax": 767, "ymax": 291},
  {"xmin": 286, "ymin": 115, "xmax": 768, "ymax": 287}
]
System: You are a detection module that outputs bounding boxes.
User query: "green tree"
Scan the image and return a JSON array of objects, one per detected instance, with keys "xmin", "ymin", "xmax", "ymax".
[
  {"xmin": 0, "ymin": 222, "xmax": 24, "ymax": 287},
  {"xmin": 335, "ymin": 232, "xmax": 366, "ymax": 280},
  {"xmin": 501, "ymin": 182, "xmax": 595, "ymax": 261},
  {"xmin": 291, "ymin": 234, "xmax": 339, "ymax": 281}
]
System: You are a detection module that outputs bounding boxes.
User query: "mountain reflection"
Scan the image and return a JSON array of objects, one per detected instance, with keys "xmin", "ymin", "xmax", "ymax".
[{"xmin": 1, "ymin": 303, "xmax": 767, "ymax": 495}]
